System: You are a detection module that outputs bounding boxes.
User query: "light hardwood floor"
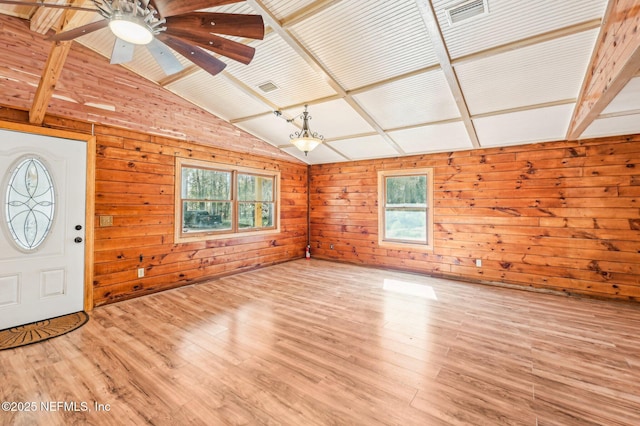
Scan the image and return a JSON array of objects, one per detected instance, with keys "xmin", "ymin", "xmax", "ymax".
[{"xmin": 2, "ymin": 259, "xmax": 640, "ymax": 425}]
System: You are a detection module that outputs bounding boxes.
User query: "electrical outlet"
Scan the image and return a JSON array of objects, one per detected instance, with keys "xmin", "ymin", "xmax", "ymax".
[
  {"xmin": 475, "ymin": 259, "xmax": 482, "ymax": 267},
  {"xmin": 137, "ymin": 268, "xmax": 145, "ymax": 278},
  {"xmin": 330, "ymin": 244, "xmax": 334, "ymax": 250}
]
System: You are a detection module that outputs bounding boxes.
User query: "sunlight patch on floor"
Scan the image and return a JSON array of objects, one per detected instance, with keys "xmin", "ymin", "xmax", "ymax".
[{"xmin": 383, "ymin": 279, "xmax": 438, "ymax": 300}]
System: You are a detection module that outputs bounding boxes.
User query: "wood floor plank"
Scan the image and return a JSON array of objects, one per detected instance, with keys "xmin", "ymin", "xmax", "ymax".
[
  {"xmin": 2, "ymin": 259, "xmax": 640, "ymax": 424},
  {"xmin": 533, "ymin": 372, "xmax": 640, "ymax": 425}
]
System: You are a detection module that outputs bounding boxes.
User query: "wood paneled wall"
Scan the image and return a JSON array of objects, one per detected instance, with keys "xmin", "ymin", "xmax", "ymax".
[
  {"xmin": 89, "ymin": 125, "xmax": 308, "ymax": 306},
  {"xmin": 310, "ymin": 135, "xmax": 640, "ymax": 301}
]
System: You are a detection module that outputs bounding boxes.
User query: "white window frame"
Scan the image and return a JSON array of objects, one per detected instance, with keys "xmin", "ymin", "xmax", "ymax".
[
  {"xmin": 378, "ymin": 168, "xmax": 434, "ymax": 251},
  {"xmin": 175, "ymin": 158, "xmax": 280, "ymax": 243}
]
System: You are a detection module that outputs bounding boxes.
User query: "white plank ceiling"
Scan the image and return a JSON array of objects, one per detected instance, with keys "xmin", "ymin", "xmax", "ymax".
[{"xmin": 2, "ymin": 0, "xmax": 639, "ymax": 164}]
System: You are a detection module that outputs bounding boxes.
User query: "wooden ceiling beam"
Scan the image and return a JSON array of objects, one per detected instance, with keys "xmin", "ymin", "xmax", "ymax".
[
  {"xmin": 28, "ymin": 1, "xmax": 95, "ymax": 124},
  {"xmin": 30, "ymin": 40, "xmax": 72, "ymax": 124},
  {"xmin": 567, "ymin": 0, "xmax": 640, "ymax": 140},
  {"xmin": 414, "ymin": 0, "xmax": 480, "ymax": 149},
  {"xmin": 157, "ymin": 64, "xmax": 200, "ymax": 87},
  {"xmin": 29, "ymin": 0, "xmax": 66, "ymax": 34}
]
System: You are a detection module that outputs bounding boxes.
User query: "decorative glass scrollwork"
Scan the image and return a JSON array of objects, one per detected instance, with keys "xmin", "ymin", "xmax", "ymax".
[{"xmin": 5, "ymin": 157, "xmax": 56, "ymax": 251}]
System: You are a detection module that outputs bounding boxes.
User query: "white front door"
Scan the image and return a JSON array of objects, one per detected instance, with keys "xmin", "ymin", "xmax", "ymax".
[{"xmin": 0, "ymin": 129, "xmax": 86, "ymax": 330}]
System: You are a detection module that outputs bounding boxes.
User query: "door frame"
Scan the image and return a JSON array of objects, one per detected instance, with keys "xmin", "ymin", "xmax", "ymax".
[{"xmin": 0, "ymin": 120, "xmax": 96, "ymax": 312}]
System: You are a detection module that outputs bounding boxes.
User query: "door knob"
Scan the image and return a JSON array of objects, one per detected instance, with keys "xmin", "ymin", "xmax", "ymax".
[{"xmin": 74, "ymin": 237, "xmax": 83, "ymax": 243}]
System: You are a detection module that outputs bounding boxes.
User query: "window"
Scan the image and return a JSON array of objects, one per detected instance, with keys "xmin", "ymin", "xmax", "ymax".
[
  {"xmin": 176, "ymin": 159, "xmax": 279, "ymax": 242},
  {"xmin": 237, "ymin": 174, "xmax": 275, "ymax": 230},
  {"xmin": 378, "ymin": 168, "xmax": 433, "ymax": 249}
]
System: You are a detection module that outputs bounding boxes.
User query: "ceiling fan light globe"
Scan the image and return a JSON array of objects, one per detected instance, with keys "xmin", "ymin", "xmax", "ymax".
[{"xmin": 109, "ymin": 18, "xmax": 153, "ymax": 45}]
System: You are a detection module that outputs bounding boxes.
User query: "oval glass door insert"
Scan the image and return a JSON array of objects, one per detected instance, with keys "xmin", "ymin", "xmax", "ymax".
[{"xmin": 5, "ymin": 157, "xmax": 56, "ymax": 251}]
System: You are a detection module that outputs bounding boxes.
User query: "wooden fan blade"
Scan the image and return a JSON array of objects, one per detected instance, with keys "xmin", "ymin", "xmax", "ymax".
[
  {"xmin": 152, "ymin": 0, "xmax": 243, "ymax": 18},
  {"xmin": 164, "ymin": 29, "xmax": 255, "ymax": 64},
  {"xmin": 47, "ymin": 19, "xmax": 108, "ymax": 41},
  {"xmin": 156, "ymin": 34, "xmax": 227, "ymax": 77},
  {"xmin": 165, "ymin": 13, "xmax": 264, "ymax": 40}
]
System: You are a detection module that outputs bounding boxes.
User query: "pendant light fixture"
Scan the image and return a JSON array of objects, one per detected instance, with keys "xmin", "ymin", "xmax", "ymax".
[{"xmin": 275, "ymin": 105, "xmax": 324, "ymax": 156}]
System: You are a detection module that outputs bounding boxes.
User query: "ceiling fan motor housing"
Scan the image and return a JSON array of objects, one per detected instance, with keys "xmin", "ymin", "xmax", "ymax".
[{"xmin": 96, "ymin": 0, "xmax": 166, "ymax": 45}]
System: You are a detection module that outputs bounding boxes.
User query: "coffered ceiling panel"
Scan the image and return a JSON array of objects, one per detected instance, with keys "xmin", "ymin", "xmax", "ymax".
[
  {"xmin": 389, "ymin": 121, "xmax": 473, "ymax": 154},
  {"xmin": 353, "ymin": 69, "xmax": 460, "ymax": 130},
  {"xmin": 75, "ymin": 27, "xmax": 119, "ymax": 58},
  {"xmin": 224, "ymin": 32, "xmax": 337, "ymax": 108},
  {"xmin": 235, "ymin": 113, "xmax": 300, "ymax": 147},
  {"xmin": 433, "ymin": 0, "xmax": 607, "ymax": 59},
  {"xmin": 601, "ymin": 77, "xmax": 640, "ymax": 115},
  {"xmin": 328, "ymin": 135, "xmax": 399, "ymax": 160},
  {"xmin": 474, "ymin": 104, "xmax": 575, "ymax": 147},
  {"xmin": 167, "ymin": 71, "xmax": 270, "ymax": 121},
  {"xmin": 582, "ymin": 114, "xmax": 640, "ymax": 139},
  {"xmin": 456, "ymin": 28, "xmax": 599, "ymax": 116},
  {"xmin": 288, "ymin": 0, "xmax": 438, "ymax": 90},
  {"xmin": 259, "ymin": 0, "xmax": 316, "ymax": 21},
  {"xmin": 205, "ymin": 1, "xmax": 255, "ymax": 14}
]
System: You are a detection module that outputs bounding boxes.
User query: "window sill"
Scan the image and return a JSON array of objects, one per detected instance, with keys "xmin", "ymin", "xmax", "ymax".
[
  {"xmin": 378, "ymin": 240, "xmax": 434, "ymax": 252},
  {"xmin": 175, "ymin": 228, "xmax": 280, "ymax": 244}
]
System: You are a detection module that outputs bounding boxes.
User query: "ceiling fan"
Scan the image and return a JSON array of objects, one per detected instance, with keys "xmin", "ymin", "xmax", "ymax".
[{"xmin": 1, "ymin": 0, "xmax": 265, "ymax": 77}]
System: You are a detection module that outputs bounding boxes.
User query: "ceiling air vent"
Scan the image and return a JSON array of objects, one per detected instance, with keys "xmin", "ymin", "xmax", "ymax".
[
  {"xmin": 258, "ymin": 81, "xmax": 279, "ymax": 93},
  {"xmin": 445, "ymin": 0, "xmax": 489, "ymax": 26}
]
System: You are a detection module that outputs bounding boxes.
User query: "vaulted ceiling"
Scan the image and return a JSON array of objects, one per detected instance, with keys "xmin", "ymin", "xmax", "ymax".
[{"xmin": 1, "ymin": 0, "xmax": 639, "ymax": 165}]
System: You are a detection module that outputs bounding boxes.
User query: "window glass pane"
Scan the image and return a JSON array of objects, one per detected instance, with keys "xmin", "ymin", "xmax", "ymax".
[
  {"xmin": 385, "ymin": 209, "xmax": 427, "ymax": 242},
  {"xmin": 5, "ymin": 157, "xmax": 55, "ymax": 251},
  {"xmin": 238, "ymin": 202, "xmax": 274, "ymax": 229},
  {"xmin": 385, "ymin": 175, "xmax": 427, "ymax": 206},
  {"xmin": 182, "ymin": 167, "xmax": 231, "ymax": 200},
  {"xmin": 238, "ymin": 174, "xmax": 273, "ymax": 202},
  {"xmin": 182, "ymin": 201, "xmax": 231, "ymax": 232}
]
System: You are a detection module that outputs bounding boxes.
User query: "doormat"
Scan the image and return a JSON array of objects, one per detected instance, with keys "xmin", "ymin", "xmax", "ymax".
[{"xmin": 0, "ymin": 311, "xmax": 89, "ymax": 351}]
